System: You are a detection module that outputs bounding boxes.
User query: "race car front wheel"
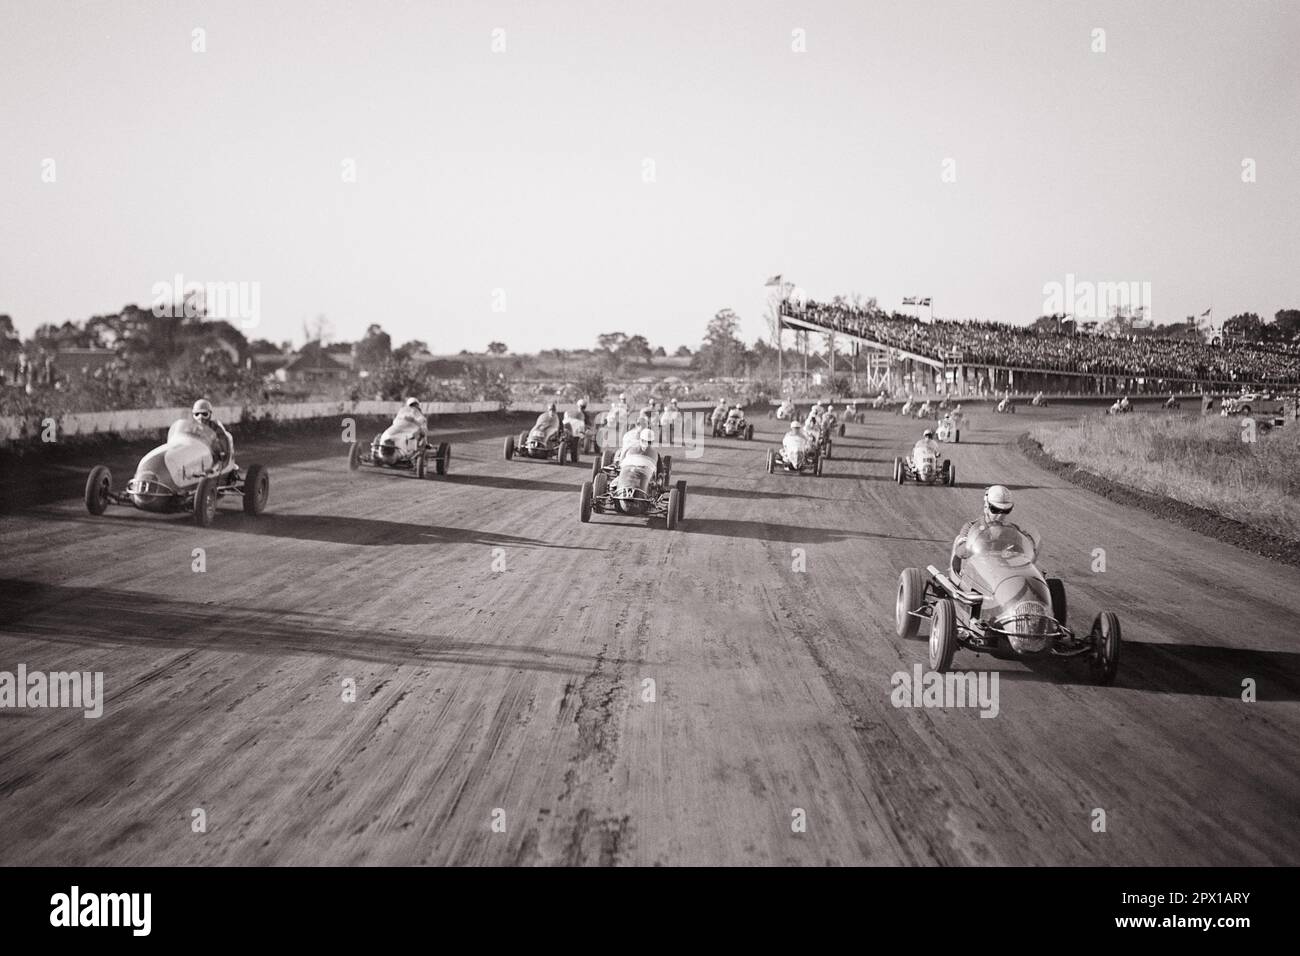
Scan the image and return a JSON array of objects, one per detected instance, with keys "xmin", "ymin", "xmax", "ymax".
[
  {"xmin": 84, "ymin": 465, "xmax": 112, "ymax": 515},
  {"xmin": 1089, "ymin": 612, "xmax": 1121, "ymax": 685},
  {"xmin": 579, "ymin": 481, "xmax": 593, "ymax": 523},
  {"xmin": 194, "ymin": 477, "xmax": 218, "ymax": 527},
  {"xmin": 896, "ymin": 568, "xmax": 926, "ymax": 640},
  {"xmin": 348, "ymin": 441, "xmax": 364, "ymax": 471},
  {"xmin": 242, "ymin": 464, "xmax": 269, "ymax": 515},
  {"xmin": 929, "ymin": 599, "xmax": 958, "ymax": 672},
  {"xmin": 436, "ymin": 443, "xmax": 451, "ymax": 475}
]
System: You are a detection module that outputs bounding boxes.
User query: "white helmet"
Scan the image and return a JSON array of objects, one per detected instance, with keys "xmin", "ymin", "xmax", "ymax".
[
  {"xmin": 923, "ymin": 429, "xmax": 934, "ymax": 439},
  {"xmin": 192, "ymin": 398, "xmax": 213, "ymax": 420},
  {"xmin": 984, "ymin": 485, "xmax": 1014, "ymax": 520},
  {"xmin": 406, "ymin": 397, "xmax": 421, "ymax": 408}
]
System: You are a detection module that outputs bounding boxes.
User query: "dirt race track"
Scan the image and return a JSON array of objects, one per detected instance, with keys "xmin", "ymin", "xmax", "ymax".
[{"xmin": 1, "ymin": 407, "xmax": 1297, "ymax": 866}]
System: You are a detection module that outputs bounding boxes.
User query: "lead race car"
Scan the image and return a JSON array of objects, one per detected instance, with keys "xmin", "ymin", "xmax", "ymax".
[
  {"xmin": 935, "ymin": 412, "xmax": 961, "ymax": 443},
  {"xmin": 713, "ymin": 407, "xmax": 755, "ymax": 441},
  {"xmin": 893, "ymin": 439, "xmax": 954, "ymax": 485},
  {"xmin": 580, "ymin": 446, "xmax": 686, "ymax": 529},
  {"xmin": 349, "ymin": 417, "xmax": 450, "ymax": 478},
  {"xmin": 894, "ymin": 522, "xmax": 1120, "ymax": 682},
  {"xmin": 766, "ymin": 426, "xmax": 823, "ymax": 476},
  {"xmin": 84, "ymin": 418, "xmax": 269, "ymax": 527}
]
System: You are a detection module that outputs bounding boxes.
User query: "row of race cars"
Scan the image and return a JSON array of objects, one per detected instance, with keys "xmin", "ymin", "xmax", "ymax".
[{"xmin": 78, "ymin": 395, "xmax": 1123, "ymax": 683}]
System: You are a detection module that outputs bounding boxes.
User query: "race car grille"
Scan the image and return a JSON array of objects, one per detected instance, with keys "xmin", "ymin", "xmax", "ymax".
[{"xmin": 995, "ymin": 603, "xmax": 1059, "ymax": 654}]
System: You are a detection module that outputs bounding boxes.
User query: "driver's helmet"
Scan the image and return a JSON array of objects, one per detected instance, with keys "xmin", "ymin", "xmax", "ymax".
[
  {"xmin": 923, "ymin": 429, "xmax": 934, "ymax": 439},
  {"xmin": 192, "ymin": 398, "xmax": 213, "ymax": 423},
  {"xmin": 669, "ymin": 398, "xmax": 678, "ymax": 407},
  {"xmin": 983, "ymin": 485, "xmax": 1014, "ymax": 523},
  {"xmin": 547, "ymin": 402, "xmax": 557, "ymax": 413},
  {"xmin": 636, "ymin": 427, "xmax": 654, "ymax": 453},
  {"xmin": 789, "ymin": 421, "xmax": 802, "ymax": 432},
  {"xmin": 619, "ymin": 392, "xmax": 627, "ymax": 401},
  {"xmin": 636, "ymin": 414, "xmax": 650, "ymax": 429}
]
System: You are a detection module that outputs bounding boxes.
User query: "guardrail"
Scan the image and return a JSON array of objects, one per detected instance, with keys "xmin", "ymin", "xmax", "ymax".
[{"xmin": 0, "ymin": 400, "xmax": 723, "ymax": 444}]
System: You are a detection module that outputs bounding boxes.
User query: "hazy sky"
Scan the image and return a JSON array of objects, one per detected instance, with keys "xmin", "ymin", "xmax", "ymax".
[{"xmin": 2, "ymin": 0, "xmax": 1297, "ymax": 354}]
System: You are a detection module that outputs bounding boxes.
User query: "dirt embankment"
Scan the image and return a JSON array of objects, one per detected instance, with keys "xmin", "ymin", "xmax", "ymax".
[{"xmin": 1018, "ymin": 432, "xmax": 1300, "ymax": 568}]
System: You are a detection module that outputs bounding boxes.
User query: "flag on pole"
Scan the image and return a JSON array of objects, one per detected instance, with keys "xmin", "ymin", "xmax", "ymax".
[
  {"xmin": 764, "ymin": 274, "xmax": 783, "ymax": 287},
  {"xmin": 918, "ymin": 297, "xmax": 932, "ymax": 307},
  {"xmin": 1202, "ymin": 307, "xmax": 1212, "ymax": 317},
  {"xmin": 901, "ymin": 296, "xmax": 917, "ymax": 305}
]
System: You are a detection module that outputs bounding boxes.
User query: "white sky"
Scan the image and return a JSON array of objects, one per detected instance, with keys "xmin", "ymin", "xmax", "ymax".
[{"xmin": 1, "ymin": 0, "xmax": 1297, "ymax": 353}]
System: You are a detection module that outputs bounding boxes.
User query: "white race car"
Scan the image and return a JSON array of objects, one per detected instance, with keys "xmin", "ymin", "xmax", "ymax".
[
  {"xmin": 935, "ymin": 414, "xmax": 961, "ymax": 443},
  {"xmin": 893, "ymin": 442, "xmax": 955, "ymax": 486}
]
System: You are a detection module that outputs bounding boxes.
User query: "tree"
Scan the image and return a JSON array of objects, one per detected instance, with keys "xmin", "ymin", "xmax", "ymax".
[
  {"xmin": 1223, "ymin": 312, "xmax": 1263, "ymax": 340},
  {"xmin": 620, "ymin": 334, "xmax": 653, "ymax": 366},
  {"xmin": 1273, "ymin": 309, "xmax": 1300, "ymax": 341},
  {"xmin": 653, "ymin": 345, "xmax": 667, "ymax": 358},
  {"xmin": 394, "ymin": 340, "xmax": 430, "ymax": 361},
  {"xmin": 486, "ymin": 341, "xmax": 508, "ymax": 355},
  {"xmin": 674, "ymin": 345, "xmax": 692, "ymax": 357},
  {"xmin": 596, "ymin": 332, "xmax": 628, "ymax": 373},
  {"xmin": 355, "ymin": 323, "xmax": 392, "ymax": 371},
  {"xmin": 692, "ymin": 309, "xmax": 748, "ymax": 377}
]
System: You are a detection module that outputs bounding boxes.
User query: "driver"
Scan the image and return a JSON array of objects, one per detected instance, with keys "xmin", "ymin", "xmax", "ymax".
[
  {"xmin": 914, "ymin": 429, "xmax": 938, "ymax": 455},
  {"xmin": 727, "ymin": 404, "xmax": 744, "ymax": 422},
  {"xmin": 569, "ymin": 397, "xmax": 591, "ymax": 426},
  {"xmin": 534, "ymin": 402, "xmax": 565, "ymax": 440},
  {"xmin": 616, "ymin": 415, "xmax": 652, "ymax": 463},
  {"xmin": 785, "ymin": 419, "xmax": 806, "ymax": 447},
  {"xmin": 950, "ymin": 485, "xmax": 1033, "ymax": 575},
  {"xmin": 190, "ymin": 399, "xmax": 234, "ymax": 468}
]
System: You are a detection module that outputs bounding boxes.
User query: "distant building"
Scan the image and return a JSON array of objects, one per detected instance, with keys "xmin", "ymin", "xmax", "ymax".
[
  {"xmin": 275, "ymin": 341, "xmax": 350, "ymax": 382},
  {"xmin": 53, "ymin": 347, "xmax": 117, "ymax": 377}
]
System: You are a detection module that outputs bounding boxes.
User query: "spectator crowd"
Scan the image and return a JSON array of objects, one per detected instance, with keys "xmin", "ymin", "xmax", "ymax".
[{"xmin": 783, "ymin": 299, "xmax": 1300, "ymax": 386}]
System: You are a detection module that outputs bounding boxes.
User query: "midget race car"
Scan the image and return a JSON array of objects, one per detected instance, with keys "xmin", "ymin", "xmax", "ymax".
[
  {"xmin": 773, "ymin": 400, "xmax": 797, "ymax": 421},
  {"xmin": 995, "ymin": 397, "xmax": 1016, "ymax": 414},
  {"xmin": 766, "ymin": 429, "xmax": 823, "ymax": 476},
  {"xmin": 894, "ymin": 523, "xmax": 1120, "ymax": 682},
  {"xmin": 505, "ymin": 420, "xmax": 579, "ymax": 464},
  {"xmin": 893, "ymin": 443, "xmax": 955, "ymax": 485},
  {"xmin": 84, "ymin": 418, "xmax": 269, "ymax": 527},
  {"xmin": 580, "ymin": 448, "xmax": 686, "ymax": 529},
  {"xmin": 349, "ymin": 419, "xmax": 450, "ymax": 478},
  {"xmin": 1107, "ymin": 398, "xmax": 1132, "ymax": 415},
  {"xmin": 935, "ymin": 414, "xmax": 961, "ymax": 443},
  {"xmin": 713, "ymin": 411, "xmax": 754, "ymax": 441}
]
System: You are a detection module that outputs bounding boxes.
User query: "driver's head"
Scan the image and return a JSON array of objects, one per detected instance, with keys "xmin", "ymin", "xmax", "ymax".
[
  {"xmin": 406, "ymin": 397, "xmax": 421, "ymax": 410},
  {"xmin": 637, "ymin": 427, "xmax": 654, "ymax": 452},
  {"xmin": 636, "ymin": 414, "xmax": 650, "ymax": 429},
  {"xmin": 192, "ymin": 399, "xmax": 213, "ymax": 423},
  {"xmin": 789, "ymin": 421, "xmax": 801, "ymax": 432},
  {"xmin": 923, "ymin": 429, "xmax": 934, "ymax": 439},
  {"xmin": 578, "ymin": 398, "xmax": 587, "ymax": 409},
  {"xmin": 983, "ymin": 485, "xmax": 1014, "ymax": 523},
  {"xmin": 548, "ymin": 402, "xmax": 557, "ymax": 412}
]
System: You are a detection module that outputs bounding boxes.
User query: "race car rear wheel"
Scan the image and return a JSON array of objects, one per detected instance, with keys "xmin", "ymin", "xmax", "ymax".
[
  {"xmin": 1088, "ymin": 612, "xmax": 1121, "ymax": 685},
  {"xmin": 194, "ymin": 477, "xmax": 218, "ymax": 527},
  {"xmin": 766, "ymin": 449, "xmax": 775, "ymax": 474},
  {"xmin": 745, "ymin": 424, "xmax": 754, "ymax": 441},
  {"xmin": 504, "ymin": 436, "xmax": 515, "ymax": 460},
  {"xmin": 894, "ymin": 457, "xmax": 904, "ymax": 484},
  {"xmin": 436, "ymin": 443, "xmax": 450, "ymax": 475},
  {"xmin": 814, "ymin": 455, "xmax": 823, "ymax": 477},
  {"xmin": 944, "ymin": 461, "xmax": 955, "ymax": 486},
  {"xmin": 242, "ymin": 464, "xmax": 269, "ymax": 515},
  {"xmin": 348, "ymin": 441, "xmax": 364, "ymax": 471},
  {"xmin": 838, "ymin": 423, "xmax": 845, "ymax": 437},
  {"xmin": 579, "ymin": 481, "xmax": 593, "ymax": 523},
  {"xmin": 601, "ymin": 447, "xmax": 615, "ymax": 469},
  {"xmin": 1047, "ymin": 577, "xmax": 1067, "ymax": 626},
  {"xmin": 896, "ymin": 568, "xmax": 926, "ymax": 640},
  {"xmin": 929, "ymin": 599, "xmax": 958, "ymax": 672},
  {"xmin": 592, "ymin": 473, "xmax": 608, "ymax": 502},
  {"xmin": 825, "ymin": 439, "xmax": 833, "ymax": 460},
  {"xmin": 955, "ymin": 430, "xmax": 961, "ymax": 443},
  {"xmin": 666, "ymin": 488, "xmax": 681, "ymax": 530},
  {"xmin": 416, "ymin": 452, "xmax": 427, "ymax": 479},
  {"xmin": 591, "ymin": 459, "xmax": 602, "ymax": 481},
  {"xmin": 676, "ymin": 480, "xmax": 687, "ymax": 518},
  {"xmin": 84, "ymin": 465, "xmax": 112, "ymax": 516}
]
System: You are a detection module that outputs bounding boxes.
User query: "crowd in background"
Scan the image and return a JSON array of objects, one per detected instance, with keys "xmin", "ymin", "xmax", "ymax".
[{"xmin": 786, "ymin": 300, "xmax": 1300, "ymax": 385}]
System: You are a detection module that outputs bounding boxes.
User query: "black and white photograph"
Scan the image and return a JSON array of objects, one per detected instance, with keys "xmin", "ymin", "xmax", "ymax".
[{"xmin": 0, "ymin": 0, "xmax": 1295, "ymax": 928}]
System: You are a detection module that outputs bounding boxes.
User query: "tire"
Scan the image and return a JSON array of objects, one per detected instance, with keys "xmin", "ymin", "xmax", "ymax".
[
  {"xmin": 579, "ymin": 481, "xmax": 593, "ymax": 523},
  {"xmin": 504, "ymin": 436, "xmax": 515, "ymax": 460},
  {"xmin": 591, "ymin": 459, "xmax": 602, "ymax": 481},
  {"xmin": 416, "ymin": 451, "xmax": 427, "ymax": 478},
  {"xmin": 84, "ymin": 465, "xmax": 112, "ymax": 515},
  {"xmin": 825, "ymin": 440, "xmax": 833, "ymax": 460},
  {"xmin": 894, "ymin": 457, "xmax": 904, "ymax": 484},
  {"xmin": 955, "ymin": 430, "xmax": 961, "ymax": 443},
  {"xmin": 944, "ymin": 461, "xmax": 955, "ymax": 486},
  {"xmin": 814, "ymin": 455, "xmax": 823, "ymax": 477},
  {"xmin": 896, "ymin": 568, "xmax": 926, "ymax": 639},
  {"xmin": 348, "ymin": 441, "xmax": 364, "ymax": 471},
  {"xmin": 194, "ymin": 476, "xmax": 218, "ymax": 527},
  {"xmin": 838, "ymin": 423, "xmax": 845, "ymax": 437},
  {"xmin": 766, "ymin": 449, "xmax": 775, "ymax": 474},
  {"xmin": 436, "ymin": 443, "xmax": 450, "ymax": 475},
  {"xmin": 602, "ymin": 447, "xmax": 615, "ymax": 469},
  {"xmin": 1046, "ymin": 577, "xmax": 1067, "ymax": 626},
  {"xmin": 676, "ymin": 479, "xmax": 687, "ymax": 518},
  {"xmin": 593, "ymin": 473, "xmax": 608, "ymax": 500},
  {"xmin": 746, "ymin": 424, "xmax": 754, "ymax": 441},
  {"xmin": 666, "ymin": 488, "xmax": 681, "ymax": 529},
  {"xmin": 929, "ymin": 599, "xmax": 958, "ymax": 672},
  {"xmin": 661, "ymin": 455, "xmax": 673, "ymax": 485},
  {"xmin": 584, "ymin": 433, "xmax": 594, "ymax": 455},
  {"xmin": 242, "ymin": 464, "xmax": 269, "ymax": 515},
  {"xmin": 1089, "ymin": 612, "xmax": 1121, "ymax": 684}
]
